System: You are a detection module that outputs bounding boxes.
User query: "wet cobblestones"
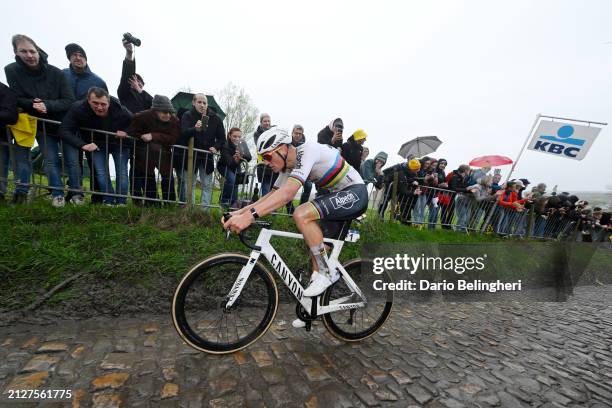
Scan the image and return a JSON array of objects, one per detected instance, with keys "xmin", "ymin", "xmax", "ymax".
[{"xmin": 0, "ymin": 285, "xmax": 610, "ymax": 407}]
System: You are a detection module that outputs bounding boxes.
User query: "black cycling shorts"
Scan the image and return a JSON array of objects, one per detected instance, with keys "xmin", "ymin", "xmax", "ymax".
[{"xmin": 311, "ymin": 184, "xmax": 369, "ymax": 240}]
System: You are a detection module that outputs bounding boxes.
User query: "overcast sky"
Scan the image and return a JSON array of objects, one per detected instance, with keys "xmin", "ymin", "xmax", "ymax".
[{"xmin": 3, "ymin": 0, "xmax": 611, "ymax": 192}]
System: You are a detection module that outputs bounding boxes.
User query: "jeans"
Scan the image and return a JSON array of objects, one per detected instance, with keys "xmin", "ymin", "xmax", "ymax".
[
  {"xmin": 92, "ymin": 144, "xmax": 130, "ymax": 204},
  {"xmin": 0, "ymin": 140, "xmax": 9, "ymax": 196},
  {"xmin": 413, "ymin": 194, "xmax": 427, "ymax": 224},
  {"xmin": 427, "ymin": 204, "xmax": 439, "ymax": 230},
  {"xmin": 454, "ymin": 194, "xmax": 470, "ymax": 233},
  {"xmin": 218, "ymin": 165, "xmax": 239, "ymax": 207},
  {"xmin": 181, "ymin": 164, "xmax": 214, "ymax": 206},
  {"xmin": 37, "ymin": 134, "xmax": 65, "ymax": 197}
]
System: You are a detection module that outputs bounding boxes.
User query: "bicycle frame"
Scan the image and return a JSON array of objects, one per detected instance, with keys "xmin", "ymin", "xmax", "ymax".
[{"xmin": 225, "ymin": 228, "xmax": 367, "ymax": 316}]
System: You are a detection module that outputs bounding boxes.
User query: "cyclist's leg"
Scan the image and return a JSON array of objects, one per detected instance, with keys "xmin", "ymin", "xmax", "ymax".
[{"xmin": 294, "ymin": 184, "xmax": 369, "ymax": 296}]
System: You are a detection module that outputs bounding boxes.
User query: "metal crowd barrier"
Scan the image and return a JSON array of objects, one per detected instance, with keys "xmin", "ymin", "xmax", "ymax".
[{"xmin": 1, "ymin": 118, "xmax": 257, "ymax": 210}]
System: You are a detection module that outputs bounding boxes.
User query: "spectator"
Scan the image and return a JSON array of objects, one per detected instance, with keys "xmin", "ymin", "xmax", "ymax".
[
  {"xmin": 253, "ymin": 113, "xmax": 271, "ymax": 145},
  {"xmin": 361, "ymin": 146, "xmax": 370, "ymax": 165},
  {"xmin": 496, "ymin": 181, "xmax": 526, "ymax": 235},
  {"xmin": 291, "ymin": 124, "xmax": 313, "ymax": 205},
  {"xmin": 254, "ymin": 113, "xmax": 277, "ymax": 196},
  {"xmin": 466, "ymin": 175, "xmax": 495, "ymax": 230},
  {"xmin": 217, "ymin": 127, "xmax": 251, "ymax": 208},
  {"xmin": 471, "ymin": 165, "xmax": 491, "ymax": 185},
  {"xmin": 361, "ymin": 151, "xmax": 388, "ymax": 189},
  {"xmin": 118, "ymin": 38, "xmax": 153, "ymax": 203},
  {"xmin": 62, "ymin": 43, "xmax": 108, "ymax": 203},
  {"xmin": 378, "ymin": 159, "xmax": 420, "ymax": 221},
  {"xmin": 532, "ymin": 194, "xmax": 549, "ymax": 238},
  {"xmin": 430, "ymin": 159, "xmax": 449, "ymax": 229},
  {"xmin": 532, "ymin": 182, "xmax": 547, "ymax": 199},
  {"xmin": 398, "ymin": 159, "xmax": 422, "ymax": 224},
  {"xmin": 449, "ymin": 164, "xmax": 470, "ymax": 232},
  {"xmin": 178, "ymin": 93, "xmax": 225, "ymax": 206},
  {"xmin": 62, "ymin": 43, "xmax": 107, "ymax": 100},
  {"xmin": 4, "ymin": 34, "xmax": 75, "ymax": 207},
  {"xmin": 59, "ymin": 87, "xmax": 132, "ymax": 205},
  {"xmin": 341, "ymin": 129, "xmax": 367, "ymax": 172},
  {"xmin": 117, "ymin": 39, "xmax": 152, "ymax": 114},
  {"xmin": 413, "ymin": 156, "xmax": 432, "ymax": 225},
  {"xmin": 0, "ymin": 82, "xmax": 18, "ymax": 202},
  {"xmin": 127, "ymin": 95, "xmax": 179, "ymax": 204},
  {"xmin": 490, "ymin": 172, "xmax": 503, "ymax": 194},
  {"xmin": 317, "ymin": 118, "xmax": 343, "ymax": 149},
  {"xmin": 518, "ymin": 178, "xmax": 530, "ymax": 199}
]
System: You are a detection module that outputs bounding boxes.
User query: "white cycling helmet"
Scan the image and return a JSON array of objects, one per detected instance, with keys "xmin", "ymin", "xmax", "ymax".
[{"xmin": 256, "ymin": 128, "xmax": 291, "ymax": 155}]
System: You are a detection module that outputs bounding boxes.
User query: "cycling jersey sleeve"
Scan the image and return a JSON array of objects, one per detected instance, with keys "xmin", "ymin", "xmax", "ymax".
[
  {"xmin": 273, "ymin": 172, "xmax": 289, "ymax": 190},
  {"xmin": 289, "ymin": 145, "xmax": 313, "ymax": 185}
]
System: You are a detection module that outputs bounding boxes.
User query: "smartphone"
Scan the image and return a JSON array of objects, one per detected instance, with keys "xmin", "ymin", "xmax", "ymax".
[{"xmin": 201, "ymin": 115, "xmax": 209, "ymax": 130}]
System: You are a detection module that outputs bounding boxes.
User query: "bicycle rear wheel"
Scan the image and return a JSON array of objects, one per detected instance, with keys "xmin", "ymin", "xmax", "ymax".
[
  {"xmin": 322, "ymin": 258, "xmax": 393, "ymax": 341},
  {"xmin": 172, "ymin": 253, "xmax": 278, "ymax": 354}
]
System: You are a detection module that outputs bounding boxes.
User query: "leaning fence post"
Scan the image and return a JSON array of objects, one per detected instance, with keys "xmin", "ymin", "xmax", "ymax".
[
  {"xmin": 389, "ymin": 171, "xmax": 399, "ymax": 221},
  {"xmin": 185, "ymin": 137, "xmax": 195, "ymax": 208}
]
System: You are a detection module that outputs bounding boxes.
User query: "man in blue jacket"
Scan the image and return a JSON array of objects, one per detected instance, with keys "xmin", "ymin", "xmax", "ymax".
[
  {"xmin": 62, "ymin": 43, "xmax": 108, "ymax": 203},
  {"xmin": 62, "ymin": 43, "xmax": 107, "ymax": 100}
]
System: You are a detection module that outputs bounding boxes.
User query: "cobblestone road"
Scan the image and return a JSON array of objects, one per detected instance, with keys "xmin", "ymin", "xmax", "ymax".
[{"xmin": 0, "ymin": 285, "xmax": 611, "ymax": 408}]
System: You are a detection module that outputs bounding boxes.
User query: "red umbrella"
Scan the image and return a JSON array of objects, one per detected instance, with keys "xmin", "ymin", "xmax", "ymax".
[{"xmin": 469, "ymin": 155, "xmax": 513, "ymax": 167}]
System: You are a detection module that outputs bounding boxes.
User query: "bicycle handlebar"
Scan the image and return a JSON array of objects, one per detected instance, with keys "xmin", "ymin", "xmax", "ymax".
[{"xmin": 223, "ymin": 213, "xmax": 271, "ymax": 251}]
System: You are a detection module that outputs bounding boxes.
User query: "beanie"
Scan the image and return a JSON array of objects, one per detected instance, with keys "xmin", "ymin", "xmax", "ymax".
[
  {"xmin": 65, "ymin": 43, "xmax": 87, "ymax": 60},
  {"xmin": 151, "ymin": 95, "xmax": 175, "ymax": 113}
]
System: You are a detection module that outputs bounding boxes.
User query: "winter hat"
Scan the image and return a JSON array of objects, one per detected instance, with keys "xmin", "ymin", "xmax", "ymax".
[
  {"xmin": 519, "ymin": 178, "xmax": 530, "ymax": 186},
  {"xmin": 151, "ymin": 95, "xmax": 175, "ymax": 113},
  {"xmin": 352, "ymin": 129, "xmax": 367, "ymax": 141},
  {"xmin": 408, "ymin": 159, "xmax": 421, "ymax": 170},
  {"xmin": 65, "ymin": 43, "xmax": 87, "ymax": 60},
  {"xmin": 374, "ymin": 151, "xmax": 388, "ymax": 165}
]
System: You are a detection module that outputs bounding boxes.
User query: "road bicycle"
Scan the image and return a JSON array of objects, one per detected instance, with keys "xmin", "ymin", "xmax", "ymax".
[{"xmin": 172, "ymin": 218, "xmax": 394, "ymax": 354}]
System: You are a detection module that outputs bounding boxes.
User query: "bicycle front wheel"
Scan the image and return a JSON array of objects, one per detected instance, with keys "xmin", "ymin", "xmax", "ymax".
[
  {"xmin": 322, "ymin": 258, "xmax": 393, "ymax": 341},
  {"xmin": 172, "ymin": 253, "xmax": 278, "ymax": 354}
]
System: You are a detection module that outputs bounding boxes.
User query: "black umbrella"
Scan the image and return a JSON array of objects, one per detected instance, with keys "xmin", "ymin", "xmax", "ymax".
[{"xmin": 397, "ymin": 136, "xmax": 442, "ymax": 159}]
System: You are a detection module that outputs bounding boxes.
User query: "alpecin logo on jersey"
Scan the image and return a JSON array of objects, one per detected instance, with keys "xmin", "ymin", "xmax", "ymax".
[
  {"xmin": 295, "ymin": 148, "xmax": 304, "ymax": 169},
  {"xmin": 331, "ymin": 191, "xmax": 359, "ymax": 210}
]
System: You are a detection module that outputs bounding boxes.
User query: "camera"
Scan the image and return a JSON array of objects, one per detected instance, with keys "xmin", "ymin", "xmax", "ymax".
[{"xmin": 123, "ymin": 32, "xmax": 142, "ymax": 47}]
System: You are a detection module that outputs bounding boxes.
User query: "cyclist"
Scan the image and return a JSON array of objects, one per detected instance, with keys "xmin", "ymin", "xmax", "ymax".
[{"xmin": 222, "ymin": 127, "xmax": 368, "ymax": 299}]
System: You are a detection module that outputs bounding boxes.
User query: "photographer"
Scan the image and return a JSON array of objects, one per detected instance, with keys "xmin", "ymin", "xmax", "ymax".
[
  {"xmin": 178, "ymin": 93, "xmax": 225, "ymax": 206},
  {"xmin": 317, "ymin": 118, "xmax": 343, "ymax": 149},
  {"xmin": 117, "ymin": 36, "xmax": 152, "ymax": 115},
  {"xmin": 217, "ymin": 127, "xmax": 251, "ymax": 208}
]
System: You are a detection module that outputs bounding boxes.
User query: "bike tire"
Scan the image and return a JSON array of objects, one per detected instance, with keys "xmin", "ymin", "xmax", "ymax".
[
  {"xmin": 322, "ymin": 258, "xmax": 393, "ymax": 341},
  {"xmin": 172, "ymin": 253, "xmax": 278, "ymax": 354}
]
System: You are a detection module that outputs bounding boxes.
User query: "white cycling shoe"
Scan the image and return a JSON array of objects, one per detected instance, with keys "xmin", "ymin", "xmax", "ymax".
[
  {"xmin": 292, "ymin": 319, "xmax": 307, "ymax": 328},
  {"xmin": 303, "ymin": 271, "xmax": 337, "ymax": 297}
]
